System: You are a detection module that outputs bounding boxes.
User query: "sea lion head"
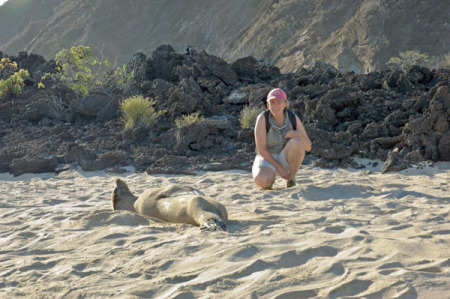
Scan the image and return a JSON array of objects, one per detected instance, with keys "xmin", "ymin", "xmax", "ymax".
[{"xmin": 111, "ymin": 178, "xmax": 136, "ymax": 211}]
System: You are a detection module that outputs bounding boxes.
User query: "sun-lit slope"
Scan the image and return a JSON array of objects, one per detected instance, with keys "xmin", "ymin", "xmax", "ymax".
[{"xmin": 1, "ymin": 0, "xmax": 449, "ymax": 72}]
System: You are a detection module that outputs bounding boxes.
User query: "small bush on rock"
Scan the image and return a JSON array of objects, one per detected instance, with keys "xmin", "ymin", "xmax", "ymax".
[
  {"xmin": 239, "ymin": 105, "xmax": 263, "ymax": 129},
  {"xmin": 103, "ymin": 64, "xmax": 135, "ymax": 94},
  {"xmin": 388, "ymin": 50, "xmax": 430, "ymax": 71},
  {"xmin": 54, "ymin": 46, "xmax": 104, "ymax": 97},
  {"xmin": 0, "ymin": 58, "xmax": 17, "ymax": 78},
  {"xmin": 41, "ymin": 45, "xmax": 133, "ymax": 98},
  {"xmin": 0, "ymin": 58, "xmax": 29, "ymax": 99},
  {"xmin": 175, "ymin": 113, "xmax": 203, "ymax": 129},
  {"xmin": 119, "ymin": 95, "xmax": 165, "ymax": 130}
]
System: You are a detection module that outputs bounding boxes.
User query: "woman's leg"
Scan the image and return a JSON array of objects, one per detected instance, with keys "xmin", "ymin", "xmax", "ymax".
[
  {"xmin": 252, "ymin": 155, "xmax": 276, "ymax": 188},
  {"xmin": 284, "ymin": 137, "xmax": 305, "ymax": 181},
  {"xmin": 254, "ymin": 167, "xmax": 276, "ymax": 188}
]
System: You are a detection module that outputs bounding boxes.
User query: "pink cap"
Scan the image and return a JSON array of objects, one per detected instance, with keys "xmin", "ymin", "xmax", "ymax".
[{"xmin": 267, "ymin": 88, "xmax": 287, "ymax": 101}]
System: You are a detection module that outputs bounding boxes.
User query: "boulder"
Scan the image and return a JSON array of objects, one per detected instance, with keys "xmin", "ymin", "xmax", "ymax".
[
  {"xmin": 382, "ymin": 150, "xmax": 409, "ymax": 173},
  {"xmin": 307, "ymin": 126, "xmax": 354, "ymax": 160},
  {"xmin": 408, "ymin": 66, "xmax": 433, "ymax": 85},
  {"xmin": 201, "ymin": 116, "xmax": 233, "ymax": 130},
  {"xmin": 147, "ymin": 44, "xmax": 183, "ymax": 82},
  {"xmin": 0, "ymin": 162, "xmax": 9, "ymax": 173},
  {"xmin": 70, "ymin": 94, "xmax": 110, "ymax": 117},
  {"xmin": 396, "ymin": 73, "xmax": 415, "ymax": 93},
  {"xmin": 152, "ymin": 79, "xmax": 174, "ymax": 95},
  {"xmin": 231, "ymin": 56, "xmax": 258, "ymax": 80},
  {"xmin": 0, "ymin": 103, "xmax": 12, "ymax": 122},
  {"xmin": 241, "ymin": 84, "xmax": 271, "ymax": 106},
  {"xmin": 238, "ymin": 128, "xmax": 254, "ymax": 141},
  {"xmin": 257, "ymin": 65, "xmax": 282, "ymax": 81},
  {"xmin": 175, "ymin": 65, "xmax": 192, "ymax": 80},
  {"xmin": 11, "ymin": 156, "xmax": 58, "ymax": 176},
  {"xmin": 15, "ymin": 52, "xmax": 51, "ymax": 76},
  {"xmin": 432, "ymin": 86, "xmax": 450, "ymax": 111},
  {"xmin": 97, "ymin": 97, "xmax": 120, "ymax": 122},
  {"xmin": 65, "ymin": 145, "xmax": 97, "ymax": 165},
  {"xmin": 22, "ymin": 100, "xmax": 63, "ymax": 121},
  {"xmin": 385, "ymin": 69, "xmax": 402, "ymax": 88},
  {"xmin": 373, "ymin": 135, "xmax": 403, "ymax": 148},
  {"xmin": 166, "ymin": 88, "xmax": 199, "ymax": 117},
  {"xmin": 79, "ymin": 150, "xmax": 127, "ymax": 171},
  {"xmin": 385, "ymin": 110, "xmax": 409, "ymax": 127},
  {"xmin": 360, "ymin": 73, "xmax": 382, "ymax": 91},
  {"xmin": 196, "ymin": 51, "xmax": 237, "ymax": 85},
  {"xmin": 438, "ymin": 132, "xmax": 450, "ymax": 161},
  {"xmin": 224, "ymin": 90, "xmax": 248, "ymax": 104},
  {"xmin": 346, "ymin": 122, "xmax": 363, "ymax": 135},
  {"xmin": 197, "ymin": 75, "xmax": 223, "ymax": 93},
  {"xmin": 172, "ymin": 122, "xmax": 211, "ymax": 155},
  {"xmin": 128, "ymin": 52, "xmax": 148, "ymax": 85},
  {"xmin": 361, "ymin": 122, "xmax": 390, "ymax": 139}
]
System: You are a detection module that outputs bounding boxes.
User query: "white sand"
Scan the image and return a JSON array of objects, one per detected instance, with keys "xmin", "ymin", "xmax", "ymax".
[{"xmin": 0, "ymin": 161, "xmax": 449, "ymax": 298}]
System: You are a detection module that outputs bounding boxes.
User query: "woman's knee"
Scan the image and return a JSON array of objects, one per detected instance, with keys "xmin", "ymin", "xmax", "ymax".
[
  {"xmin": 254, "ymin": 174, "xmax": 274, "ymax": 187},
  {"xmin": 287, "ymin": 137, "xmax": 305, "ymax": 151}
]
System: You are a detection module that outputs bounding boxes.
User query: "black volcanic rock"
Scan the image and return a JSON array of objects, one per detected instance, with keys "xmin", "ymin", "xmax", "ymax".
[
  {"xmin": 147, "ymin": 44, "xmax": 183, "ymax": 82},
  {"xmin": 382, "ymin": 150, "xmax": 409, "ymax": 173},
  {"xmin": 11, "ymin": 156, "xmax": 58, "ymax": 177},
  {"xmin": 231, "ymin": 56, "xmax": 258, "ymax": 82},
  {"xmin": 0, "ymin": 47, "xmax": 449, "ymax": 176},
  {"xmin": 438, "ymin": 132, "xmax": 450, "ymax": 161}
]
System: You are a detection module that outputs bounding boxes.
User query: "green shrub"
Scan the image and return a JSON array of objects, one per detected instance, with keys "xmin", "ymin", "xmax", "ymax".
[
  {"xmin": 174, "ymin": 113, "xmax": 203, "ymax": 129},
  {"xmin": 119, "ymin": 95, "xmax": 165, "ymax": 130},
  {"xmin": 54, "ymin": 45, "xmax": 104, "ymax": 97},
  {"xmin": 239, "ymin": 105, "xmax": 263, "ymax": 129},
  {"xmin": 103, "ymin": 64, "xmax": 134, "ymax": 92},
  {"xmin": 0, "ymin": 58, "xmax": 29, "ymax": 99},
  {"xmin": 388, "ymin": 50, "xmax": 430, "ymax": 71},
  {"xmin": 41, "ymin": 45, "xmax": 133, "ymax": 98},
  {"xmin": 0, "ymin": 58, "xmax": 17, "ymax": 76}
]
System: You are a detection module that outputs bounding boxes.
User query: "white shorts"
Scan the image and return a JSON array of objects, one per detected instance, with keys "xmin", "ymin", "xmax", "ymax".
[{"xmin": 252, "ymin": 149, "xmax": 289, "ymax": 178}]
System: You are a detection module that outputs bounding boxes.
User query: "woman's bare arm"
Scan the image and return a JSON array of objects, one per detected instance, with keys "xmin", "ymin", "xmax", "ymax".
[{"xmin": 284, "ymin": 116, "xmax": 312, "ymax": 152}]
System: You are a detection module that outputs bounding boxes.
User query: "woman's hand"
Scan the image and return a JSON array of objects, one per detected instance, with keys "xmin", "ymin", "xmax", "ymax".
[
  {"xmin": 285, "ymin": 129, "xmax": 312, "ymax": 152},
  {"xmin": 284, "ymin": 130, "xmax": 298, "ymax": 139},
  {"xmin": 277, "ymin": 167, "xmax": 290, "ymax": 180}
]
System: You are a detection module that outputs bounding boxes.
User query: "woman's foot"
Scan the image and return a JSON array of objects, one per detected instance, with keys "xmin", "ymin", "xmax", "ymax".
[
  {"xmin": 262, "ymin": 183, "xmax": 274, "ymax": 190},
  {"xmin": 286, "ymin": 180, "xmax": 296, "ymax": 188},
  {"xmin": 261, "ymin": 179, "xmax": 275, "ymax": 190}
]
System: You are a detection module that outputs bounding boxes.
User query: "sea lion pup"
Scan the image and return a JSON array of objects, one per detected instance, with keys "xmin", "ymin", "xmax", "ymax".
[{"xmin": 111, "ymin": 178, "xmax": 228, "ymax": 231}]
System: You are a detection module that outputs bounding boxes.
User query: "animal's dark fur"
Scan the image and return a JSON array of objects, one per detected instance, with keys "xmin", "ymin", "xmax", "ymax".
[
  {"xmin": 111, "ymin": 186, "xmax": 119, "ymax": 211},
  {"xmin": 111, "ymin": 178, "xmax": 132, "ymax": 211}
]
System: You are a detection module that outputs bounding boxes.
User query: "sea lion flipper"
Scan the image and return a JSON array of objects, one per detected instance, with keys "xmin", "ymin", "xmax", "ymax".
[
  {"xmin": 200, "ymin": 217, "xmax": 227, "ymax": 231},
  {"xmin": 111, "ymin": 178, "xmax": 136, "ymax": 211}
]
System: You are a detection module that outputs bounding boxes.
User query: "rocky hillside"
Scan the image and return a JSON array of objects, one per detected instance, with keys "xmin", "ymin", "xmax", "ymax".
[
  {"xmin": 1, "ymin": 0, "xmax": 449, "ymax": 73},
  {"xmin": 0, "ymin": 47, "xmax": 449, "ymax": 176}
]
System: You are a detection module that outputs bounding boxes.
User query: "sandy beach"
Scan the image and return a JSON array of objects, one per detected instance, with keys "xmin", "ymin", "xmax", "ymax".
[{"xmin": 1, "ymin": 160, "xmax": 449, "ymax": 298}]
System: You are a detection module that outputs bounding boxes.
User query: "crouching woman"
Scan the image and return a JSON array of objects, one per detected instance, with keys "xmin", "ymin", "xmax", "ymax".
[{"xmin": 253, "ymin": 88, "xmax": 312, "ymax": 189}]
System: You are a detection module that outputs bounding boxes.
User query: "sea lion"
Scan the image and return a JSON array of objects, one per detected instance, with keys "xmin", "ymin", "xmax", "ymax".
[{"xmin": 111, "ymin": 178, "xmax": 228, "ymax": 231}]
